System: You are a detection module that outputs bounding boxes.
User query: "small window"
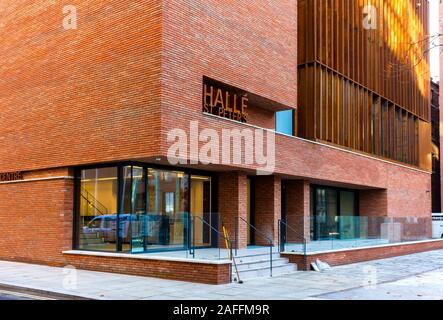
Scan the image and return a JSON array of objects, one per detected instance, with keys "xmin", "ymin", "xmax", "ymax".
[{"xmin": 276, "ymin": 110, "xmax": 294, "ymax": 136}]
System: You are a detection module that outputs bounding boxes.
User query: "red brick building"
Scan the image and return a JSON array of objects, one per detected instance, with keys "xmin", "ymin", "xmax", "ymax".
[{"xmin": 0, "ymin": 1, "xmax": 439, "ymax": 284}]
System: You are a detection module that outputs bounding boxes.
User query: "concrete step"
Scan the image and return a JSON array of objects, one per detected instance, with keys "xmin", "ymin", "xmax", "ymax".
[
  {"xmin": 233, "ymin": 263, "xmax": 298, "ymax": 281},
  {"xmin": 234, "ymin": 252, "xmax": 281, "ymax": 264},
  {"xmin": 235, "ymin": 258, "xmax": 290, "ymax": 271}
]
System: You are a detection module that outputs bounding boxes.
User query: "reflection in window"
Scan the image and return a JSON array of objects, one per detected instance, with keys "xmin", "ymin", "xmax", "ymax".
[
  {"xmin": 77, "ymin": 166, "xmax": 192, "ymax": 253},
  {"xmin": 146, "ymin": 169, "xmax": 189, "ymax": 249},
  {"xmin": 165, "ymin": 192, "xmax": 175, "ymax": 213},
  {"xmin": 79, "ymin": 167, "xmax": 118, "ymax": 252},
  {"xmin": 121, "ymin": 166, "xmax": 146, "ymax": 252}
]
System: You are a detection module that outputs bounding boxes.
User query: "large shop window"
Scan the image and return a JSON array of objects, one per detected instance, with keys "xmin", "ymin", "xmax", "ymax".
[
  {"xmin": 79, "ymin": 167, "xmax": 118, "ymax": 252},
  {"xmin": 76, "ymin": 165, "xmax": 214, "ymax": 253}
]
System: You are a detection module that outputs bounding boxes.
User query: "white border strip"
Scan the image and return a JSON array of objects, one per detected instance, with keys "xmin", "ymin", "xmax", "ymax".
[
  {"xmin": 0, "ymin": 176, "xmax": 74, "ymax": 185},
  {"xmin": 62, "ymin": 250, "xmax": 232, "ymax": 265},
  {"xmin": 283, "ymin": 239, "xmax": 443, "ymax": 256},
  {"xmin": 203, "ymin": 113, "xmax": 430, "ymax": 175}
]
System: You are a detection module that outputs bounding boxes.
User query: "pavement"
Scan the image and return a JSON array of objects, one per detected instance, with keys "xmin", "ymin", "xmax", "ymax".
[{"xmin": 1, "ymin": 250, "xmax": 443, "ymax": 300}]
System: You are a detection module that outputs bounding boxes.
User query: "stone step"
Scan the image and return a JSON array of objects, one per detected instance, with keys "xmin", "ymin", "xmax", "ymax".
[
  {"xmin": 235, "ymin": 258, "xmax": 290, "ymax": 271},
  {"xmin": 232, "ymin": 263, "xmax": 298, "ymax": 281},
  {"xmin": 234, "ymin": 252, "xmax": 281, "ymax": 264}
]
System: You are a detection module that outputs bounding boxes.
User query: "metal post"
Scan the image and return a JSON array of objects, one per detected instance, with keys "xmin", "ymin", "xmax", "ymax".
[
  {"xmin": 186, "ymin": 215, "xmax": 189, "ymax": 259},
  {"xmin": 192, "ymin": 217, "xmax": 195, "ymax": 259},
  {"xmin": 229, "ymin": 241, "xmax": 233, "ymax": 283},
  {"xmin": 270, "ymin": 242, "xmax": 273, "ymax": 277},
  {"xmin": 278, "ymin": 220, "xmax": 281, "ymax": 253},
  {"xmin": 234, "ymin": 222, "xmax": 238, "ymax": 257},
  {"xmin": 303, "ymin": 238, "xmax": 308, "ymax": 271}
]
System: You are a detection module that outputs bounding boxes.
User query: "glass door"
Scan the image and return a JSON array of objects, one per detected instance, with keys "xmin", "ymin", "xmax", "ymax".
[
  {"xmin": 190, "ymin": 176, "xmax": 212, "ymax": 247},
  {"xmin": 312, "ymin": 186, "xmax": 358, "ymax": 241},
  {"xmin": 314, "ymin": 188, "xmax": 339, "ymax": 240},
  {"xmin": 339, "ymin": 191, "xmax": 358, "ymax": 239}
]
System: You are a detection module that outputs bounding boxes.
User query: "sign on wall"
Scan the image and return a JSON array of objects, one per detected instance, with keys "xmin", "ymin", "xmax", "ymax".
[
  {"xmin": 0, "ymin": 171, "xmax": 24, "ymax": 182},
  {"xmin": 202, "ymin": 77, "xmax": 248, "ymax": 123}
]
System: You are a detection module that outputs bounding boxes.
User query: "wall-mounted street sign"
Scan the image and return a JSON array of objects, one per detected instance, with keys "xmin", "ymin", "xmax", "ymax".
[
  {"xmin": 203, "ymin": 77, "xmax": 248, "ymax": 123},
  {"xmin": 0, "ymin": 171, "xmax": 24, "ymax": 182}
]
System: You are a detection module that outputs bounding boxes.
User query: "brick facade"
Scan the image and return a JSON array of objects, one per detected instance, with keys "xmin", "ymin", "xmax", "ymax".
[
  {"xmin": 0, "ymin": 1, "xmax": 435, "ymax": 283},
  {"xmin": 254, "ymin": 176, "xmax": 281, "ymax": 246},
  {"xmin": 0, "ymin": 169, "xmax": 73, "ymax": 265},
  {"xmin": 218, "ymin": 172, "xmax": 248, "ymax": 249},
  {"xmin": 284, "ymin": 180, "xmax": 310, "ymax": 243},
  {"xmin": 64, "ymin": 252, "xmax": 231, "ymax": 285}
]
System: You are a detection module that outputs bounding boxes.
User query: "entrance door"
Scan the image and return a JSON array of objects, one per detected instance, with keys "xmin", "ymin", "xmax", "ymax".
[
  {"xmin": 190, "ymin": 176, "xmax": 212, "ymax": 247},
  {"xmin": 339, "ymin": 191, "xmax": 358, "ymax": 239},
  {"xmin": 311, "ymin": 186, "xmax": 358, "ymax": 241},
  {"xmin": 314, "ymin": 188, "xmax": 339, "ymax": 240}
]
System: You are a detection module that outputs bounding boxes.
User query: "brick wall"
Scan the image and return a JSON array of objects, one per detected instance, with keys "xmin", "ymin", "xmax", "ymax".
[
  {"xmin": 0, "ymin": 169, "xmax": 73, "ymax": 265},
  {"xmin": 254, "ymin": 176, "xmax": 281, "ymax": 245},
  {"xmin": 285, "ymin": 180, "xmax": 310, "ymax": 242},
  {"xmin": 64, "ymin": 253, "xmax": 231, "ymax": 285},
  {"xmin": 0, "ymin": 1, "xmax": 163, "ymax": 173},
  {"xmin": 218, "ymin": 172, "xmax": 247, "ymax": 248}
]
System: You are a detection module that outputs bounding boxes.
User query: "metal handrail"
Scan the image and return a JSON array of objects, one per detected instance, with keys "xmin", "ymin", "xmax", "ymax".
[
  {"xmin": 237, "ymin": 216, "xmax": 274, "ymax": 277},
  {"xmin": 238, "ymin": 217, "xmax": 274, "ymax": 245},
  {"xmin": 81, "ymin": 187, "xmax": 109, "ymax": 216},
  {"xmin": 192, "ymin": 215, "xmax": 233, "ymax": 246},
  {"xmin": 279, "ymin": 219, "xmax": 306, "ymax": 250},
  {"xmin": 278, "ymin": 219, "xmax": 308, "ymax": 271},
  {"xmin": 191, "ymin": 216, "xmax": 233, "ymax": 255},
  {"xmin": 279, "ymin": 219, "xmax": 301, "ymax": 235},
  {"xmin": 191, "ymin": 215, "xmax": 235, "ymax": 282}
]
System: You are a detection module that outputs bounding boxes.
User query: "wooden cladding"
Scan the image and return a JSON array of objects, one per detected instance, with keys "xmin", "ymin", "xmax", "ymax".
[{"xmin": 297, "ymin": 0, "xmax": 431, "ymax": 169}]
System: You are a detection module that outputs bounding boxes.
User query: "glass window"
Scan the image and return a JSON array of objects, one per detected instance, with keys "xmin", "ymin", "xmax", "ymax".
[
  {"xmin": 79, "ymin": 167, "xmax": 118, "ymax": 252},
  {"xmin": 77, "ymin": 165, "xmax": 193, "ymax": 253},
  {"xmin": 276, "ymin": 110, "xmax": 294, "ymax": 136},
  {"xmin": 121, "ymin": 166, "xmax": 146, "ymax": 253},
  {"xmin": 146, "ymin": 169, "xmax": 189, "ymax": 250}
]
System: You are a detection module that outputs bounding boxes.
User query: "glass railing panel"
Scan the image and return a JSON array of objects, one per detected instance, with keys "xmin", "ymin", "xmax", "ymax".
[
  {"xmin": 190, "ymin": 213, "xmax": 233, "ymax": 261},
  {"xmin": 129, "ymin": 212, "xmax": 233, "ymax": 261},
  {"xmin": 130, "ymin": 212, "xmax": 190, "ymax": 255},
  {"xmin": 283, "ymin": 215, "xmax": 433, "ymax": 254}
]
